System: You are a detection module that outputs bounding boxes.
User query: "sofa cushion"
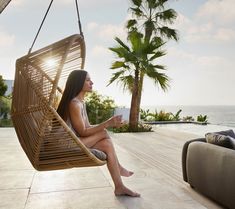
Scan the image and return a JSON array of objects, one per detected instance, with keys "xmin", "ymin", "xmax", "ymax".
[
  {"xmin": 213, "ymin": 129, "xmax": 235, "ymax": 138},
  {"xmin": 229, "ymin": 137, "xmax": 235, "ymax": 149},
  {"xmin": 205, "ymin": 133, "xmax": 233, "ymax": 149}
]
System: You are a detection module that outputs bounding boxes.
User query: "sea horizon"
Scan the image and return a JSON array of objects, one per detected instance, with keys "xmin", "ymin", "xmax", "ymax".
[{"xmin": 141, "ymin": 105, "xmax": 235, "ymax": 128}]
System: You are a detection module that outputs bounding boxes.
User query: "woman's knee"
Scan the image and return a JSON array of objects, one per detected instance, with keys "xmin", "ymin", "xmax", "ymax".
[{"xmin": 96, "ymin": 138, "xmax": 113, "ymax": 152}]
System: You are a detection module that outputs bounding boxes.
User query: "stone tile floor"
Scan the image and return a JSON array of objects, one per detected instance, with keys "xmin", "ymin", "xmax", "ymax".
[{"xmin": 0, "ymin": 128, "xmax": 224, "ymax": 209}]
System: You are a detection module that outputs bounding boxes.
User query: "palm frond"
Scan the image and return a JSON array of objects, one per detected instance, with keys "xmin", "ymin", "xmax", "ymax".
[
  {"xmin": 119, "ymin": 75, "xmax": 134, "ymax": 92},
  {"xmin": 153, "ymin": 64, "xmax": 166, "ymax": 70},
  {"xmin": 147, "ymin": 0, "xmax": 156, "ymax": 9},
  {"xmin": 128, "ymin": 31, "xmax": 143, "ymax": 52},
  {"xmin": 156, "ymin": 9, "xmax": 178, "ymax": 24},
  {"xmin": 114, "ymin": 37, "xmax": 130, "ymax": 51},
  {"xmin": 107, "ymin": 70, "xmax": 126, "ymax": 86},
  {"xmin": 149, "ymin": 50, "xmax": 166, "ymax": 61},
  {"xmin": 130, "ymin": 7, "xmax": 143, "ymax": 17},
  {"xmin": 158, "ymin": 26, "xmax": 179, "ymax": 41},
  {"xmin": 131, "ymin": 0, "xmax": 142, "ymax": 7},
  {"xmin": 110, "ymin": 61, "xmax": 128, "ymax": 69},
  {"xmin": 127, "ymin": 19, "xmax": 137, "ymax": 29},
  {"xmin": 146, "ymin": 69, "xmax": 170, "ymax": 91}
]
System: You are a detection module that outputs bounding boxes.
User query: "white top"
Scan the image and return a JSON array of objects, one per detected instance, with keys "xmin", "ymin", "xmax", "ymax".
[{"xmin": 66, "ymin": 98, "xmax": 90, "ymax": 136}]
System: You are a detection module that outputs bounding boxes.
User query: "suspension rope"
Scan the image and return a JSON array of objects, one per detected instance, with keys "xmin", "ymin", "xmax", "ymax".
[
  {"xmin": 28, "ymin": 0, "xmax": 54, "ymax": 54},
  {"xmin": 75, "ymin": 0, "xmax": 83, "ymax": 38},
  {"xmin": 28, "ymin": 0, "xmax": 83, "ymax": 55}
]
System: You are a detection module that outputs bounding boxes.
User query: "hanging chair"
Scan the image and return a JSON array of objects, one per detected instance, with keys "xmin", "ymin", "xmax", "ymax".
[{"xmin": 11, "ymin": 0, "xmax": 106, "ymax": 171}]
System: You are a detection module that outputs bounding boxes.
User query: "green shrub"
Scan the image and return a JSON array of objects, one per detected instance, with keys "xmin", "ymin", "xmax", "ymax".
[
  {"xmin": 113, "ymin": 123, "xmax": 152, "ymax": 133},
  {"xmin": 183, "ymin": 116, "xmax": 194, "ymax": 122},
  {"xmin": 197, "ymin": 115, "xmax": 208, "ymax": 123},
  {"xmin": 0, "ymin": 119, "xmax": 13, "ymax": 127},
  {"xmin": 85, "ymin": 91, "xmax": 116, "ymax": 125}
]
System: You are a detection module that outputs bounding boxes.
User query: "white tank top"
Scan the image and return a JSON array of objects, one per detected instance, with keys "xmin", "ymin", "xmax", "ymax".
[{"xmin": 66, "ymin": 98, "xmax": 88, "ymax": 136}]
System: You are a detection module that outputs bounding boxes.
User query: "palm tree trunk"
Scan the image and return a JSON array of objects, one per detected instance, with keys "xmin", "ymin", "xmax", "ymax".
[
  {"xmin": 129, "ymin": 70, "xmax": 139, "ymax": 131},
  {"xmin": 136, "ymin": 71, "xmax": 144, "ymax": 119}
]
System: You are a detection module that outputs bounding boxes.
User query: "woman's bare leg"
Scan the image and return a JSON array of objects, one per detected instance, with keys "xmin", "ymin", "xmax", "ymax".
[
  {"xmin": 92, "ymin": 138, "xmax": 140, "ymax": 197},
  {"xmin": 82, "ymin": 130, "xmax": 134, "ymax": 177},
  {"xmin": 80, "ymin": 130, "xmax": 108, "ymax": 147},
  {"xmin": 118, "ymin": 163, "xmax": 134, "ymax": 177}
]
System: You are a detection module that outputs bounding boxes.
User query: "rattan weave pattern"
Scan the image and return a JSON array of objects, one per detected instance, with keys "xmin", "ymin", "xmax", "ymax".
[{"xmin": 11, "ymin": 34, "xmax": 106, "ymax": 171}]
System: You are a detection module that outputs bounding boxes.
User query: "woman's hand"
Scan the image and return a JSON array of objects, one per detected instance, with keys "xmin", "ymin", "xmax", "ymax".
[{"xmin": 107, "ymin": 115, "xmax": 123, "ymax": 128}]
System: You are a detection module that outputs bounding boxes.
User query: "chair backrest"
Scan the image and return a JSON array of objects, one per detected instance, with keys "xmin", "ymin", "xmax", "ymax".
[{"xmin": 11, "ymin": 34, "xmax": 106, "ymax": 171}]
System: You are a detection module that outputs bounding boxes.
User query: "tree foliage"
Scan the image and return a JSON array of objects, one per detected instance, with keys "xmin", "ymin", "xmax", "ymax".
[
  {"xmin": 85, "ymin": 91, "xmax": 116, "ymax": 125},
  {"xmin": 0, "ymin": 75, "xmax": 7, "ymax": 96}
]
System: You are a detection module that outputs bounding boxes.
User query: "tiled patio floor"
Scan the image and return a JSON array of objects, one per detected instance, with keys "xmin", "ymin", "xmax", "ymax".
[{"xmin": 0, "ymin": 127, "xmax": 224, "ymax": 209}]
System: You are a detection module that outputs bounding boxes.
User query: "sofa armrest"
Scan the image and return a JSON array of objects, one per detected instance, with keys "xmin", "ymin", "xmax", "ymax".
[
  {"xmin": 187, "ymin": 142, "xmax": 235, "ymax": 209},
  {"xmin": 182, "ymin": 138, "xmax": 206, "ymax": 182}
]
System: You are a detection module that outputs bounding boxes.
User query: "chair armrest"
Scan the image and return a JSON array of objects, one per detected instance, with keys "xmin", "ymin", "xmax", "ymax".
[
  {"xmin": 186, "ymin": 142, "xmax": 235, "ymax": 209},
  {"xmin": 182, "ymin": 138, "xmax": 206, "ymax": 182}
]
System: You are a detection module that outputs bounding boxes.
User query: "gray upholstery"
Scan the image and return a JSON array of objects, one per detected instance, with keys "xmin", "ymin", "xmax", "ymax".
[{"xmin": 182, "ymin": 139, "xmax": 235, "ymax": 209}]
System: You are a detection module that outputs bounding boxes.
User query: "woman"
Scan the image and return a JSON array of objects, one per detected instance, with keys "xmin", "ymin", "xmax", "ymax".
[{"xmin": 57, "ymin": 70, "xmax": 140, "ymax": 197}]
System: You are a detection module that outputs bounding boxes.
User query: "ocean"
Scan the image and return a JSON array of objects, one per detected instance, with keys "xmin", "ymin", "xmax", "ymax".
[
  {"xmin": 144, "ymin": 105, "xmax": 235, "ymax": 127},
  {"xmin": 143, "ymin": 105, "xmax": 235, "ymax": 136}
]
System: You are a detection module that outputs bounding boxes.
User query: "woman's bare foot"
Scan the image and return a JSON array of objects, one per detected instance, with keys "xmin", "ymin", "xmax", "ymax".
[
  {"xmin": 120, "ymin": 167, "xmax": 134, "ymax": 177},
  {"xmin": 114, "ymin": 185, "xmax": 140, "ymax": 197}
]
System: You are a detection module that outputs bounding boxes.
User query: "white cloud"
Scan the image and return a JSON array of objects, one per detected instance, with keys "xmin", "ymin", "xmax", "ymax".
[
  {"xmin": 176, "ymin": 1, "xmax": 235, "ymax": 44},
  {"xmin": 91, "ymin": 45, "xmax": 110, "ymax": 57},
  {"xmin": 87, "ymin": 22, "xmax": 99, "ymax": 31},
  {"xmin": 87, "ymin": 21, "xmax": 126, "ymax": 42},
  {"xmin": 166, "ymin": 47, "xmax": 228, "ymax": 70},
  {"xmin": 214, "ymin": 28, "xmax": 235, "ymax": 41},
  {"xmin": 197, "ymin": 0, "xmax": 235, "ymax": 25},
  {"xmin": 0, "ymin": 30, "xmax": 15, "ymax": 47},
  {"xmin": 98, "ymin": 24, "xmax": 126, "ymax": 40}
]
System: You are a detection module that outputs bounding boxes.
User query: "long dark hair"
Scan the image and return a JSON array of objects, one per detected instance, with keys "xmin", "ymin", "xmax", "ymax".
[{"xmin": 57, "ymin": 70, "xmax": 87, "ymax": 120}]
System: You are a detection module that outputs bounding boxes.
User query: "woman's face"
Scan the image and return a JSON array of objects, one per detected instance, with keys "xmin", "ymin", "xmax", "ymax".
[{"xmin": 82, "ymin": 73, "xmax": 93, "ymax": 92}]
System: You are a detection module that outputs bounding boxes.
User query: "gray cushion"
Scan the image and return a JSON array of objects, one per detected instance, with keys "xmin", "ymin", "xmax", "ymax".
[
  {"xmin": 229, "ymin": 137, "xmax": 235, "ymax": 149},
  {"xmin": 213, "ymin": 129, "xmax": 235, "ymax": 138},
  {"xmin": 205, "ymin": 133, "xmax": 233, "ymax": 149},
  {"xmin": 90, "ymin": 149, "xmax": 107, "ymax": 161}
]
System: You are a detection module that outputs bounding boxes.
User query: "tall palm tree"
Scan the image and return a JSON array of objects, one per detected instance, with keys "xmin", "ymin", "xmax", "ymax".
[
  {"xmin": 109, "ymin": 31, "xmax": 168, "ymax": 130},
  {"xmin": 109, "ymin": 0, "xmax": 179, "ymax": 130},
  {"xmin": 127, "ymin": 0, "xmax": 179, "ymax": 122}
]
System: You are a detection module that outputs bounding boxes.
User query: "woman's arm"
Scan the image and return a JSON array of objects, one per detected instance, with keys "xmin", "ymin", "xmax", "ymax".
[{"xmin": 69, "ymin": 100, "xmax": 121, "ymax": 137}]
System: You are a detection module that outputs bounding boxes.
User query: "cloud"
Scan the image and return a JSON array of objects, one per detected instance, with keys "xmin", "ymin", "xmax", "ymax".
[
  {"xmin": 91, "ymin": 45, "xmax": 110, "ymax": 57},
  {"xmin": 197, "ymin": 0, "xmax": 235, "ymax": 26},
  {"xmin": 87, "ymin": 22, "xmax": 126, "ymax": 42},
  {"xmin": 0, "ymin": 30, "xmax": 15, "ymax": 47},
  {"xmin": 166, "ymin": 47, "xmax": 228, "ymax": 69},
  {"xmin": 176, "ymin": 0, "xmax": 235, "ymax": 44}
]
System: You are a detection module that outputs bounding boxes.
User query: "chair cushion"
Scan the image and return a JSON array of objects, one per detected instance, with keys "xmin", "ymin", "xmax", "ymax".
[
  {"xmin": 229, "ymin": 137, "xmax": 235, "ymax": 149},
  {"xmin": 205, "ymin": 133, "xmax": 233, "ymax": 149},
  {"xmin": 213, "ymin": 129, "xmax": 235, "ymax": 138},
  {"xmin": 90, "ymin": 149, "xmax": 107, "ymax": 161}
]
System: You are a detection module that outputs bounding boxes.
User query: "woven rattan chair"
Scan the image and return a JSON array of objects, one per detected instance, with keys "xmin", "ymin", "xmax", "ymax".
[{"xmin": 11, "ymin": 34, "xmax": 106, "ymax": 171}]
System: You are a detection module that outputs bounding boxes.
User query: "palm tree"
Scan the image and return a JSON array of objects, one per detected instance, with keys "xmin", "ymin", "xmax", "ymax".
[
  {"xmin": 109, "ymin": 31, "xmax": 168, "ymax": 130},
  {"xmin": 109, "ymin": 0, "xmax": 179, "ymax": 130}
]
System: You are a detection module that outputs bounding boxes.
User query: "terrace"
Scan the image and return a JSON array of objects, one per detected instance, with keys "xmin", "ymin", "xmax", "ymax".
[{"xmin": 0, "ymin": 127, "xmax": 224, "ymax": 209}]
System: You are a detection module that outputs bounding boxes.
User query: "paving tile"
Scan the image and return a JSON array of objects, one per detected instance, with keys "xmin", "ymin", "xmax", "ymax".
[
  {"xmin": 0, "ymin": 189, "xmax": 28, "ymax": 209},
  {"xmin": 0, "ymin": 170, "xmax": 35, "ymax": 190},
  {"xmin": 30, "ymin": 167, "xmax": 110, "ymax": 193},
  {"xmin": 0, "ymin": 149, "xmax": 33, "ymax": 170},
  {"xmin": 25, "ymin": 187, "xmax": 126, "ymax": 209}
]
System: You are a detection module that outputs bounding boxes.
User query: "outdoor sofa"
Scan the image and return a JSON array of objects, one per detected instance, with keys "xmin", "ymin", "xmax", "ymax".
[{"xmin": 182, "ymin": 129, "xmax": 235, "ymax": 209}]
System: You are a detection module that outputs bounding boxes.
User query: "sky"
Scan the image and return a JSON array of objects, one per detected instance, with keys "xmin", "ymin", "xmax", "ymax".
[{"xmin": 0, "ymin": 0, "xmax": 235, "ymax": 107}]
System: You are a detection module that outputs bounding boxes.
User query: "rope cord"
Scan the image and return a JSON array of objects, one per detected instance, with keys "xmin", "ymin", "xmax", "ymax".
[
  {"xmin": 75, "ymin": 0, "xmax": 83, "ymax": 38},
  {"xmin": 28, "ymin": 0, "xmax": 83, "ymax": 55}
]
